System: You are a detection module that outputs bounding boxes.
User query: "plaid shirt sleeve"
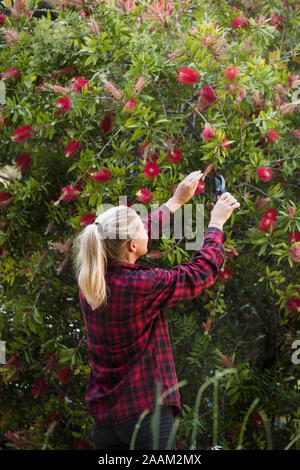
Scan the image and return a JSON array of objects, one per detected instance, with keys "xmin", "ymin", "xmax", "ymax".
[{"xmin": 142, "ymin": 226, "xmax": 227, "ymax": 311}]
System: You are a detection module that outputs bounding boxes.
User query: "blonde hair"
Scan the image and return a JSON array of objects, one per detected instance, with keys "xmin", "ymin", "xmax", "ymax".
[{"xmin": 73, "ymin": 205, "xmax": 141, "ymax": 311}]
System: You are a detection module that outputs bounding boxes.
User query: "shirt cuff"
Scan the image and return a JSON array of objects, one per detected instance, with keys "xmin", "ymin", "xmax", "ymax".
[{"xmin": 203, "ymin": 226, "xmax": 227, "ymax": 245}]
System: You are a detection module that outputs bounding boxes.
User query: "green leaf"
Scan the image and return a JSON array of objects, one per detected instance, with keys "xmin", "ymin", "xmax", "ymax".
[
  {"xmin": 258, "ymin": 243, "xmax": 268, "ymax": 256},
  {"xmin": 130, "ymin": 127, "xmax": 145, "ymax": 141},
  {"xmin": 84, "ymin": 55, "xmax": 95, "ymax": 67},
  {"xmin": 125, "ymin": 117, "xmax": 139, "ymax": 128},
  {"xmin": 89, "ymin": 192, "xmax": 98, "ymax": 207},
  {"xmin": 229, "ymin": 392, "xmax": 241, "ymax": 406}
]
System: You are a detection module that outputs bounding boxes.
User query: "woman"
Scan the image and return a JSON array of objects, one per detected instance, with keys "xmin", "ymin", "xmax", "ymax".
[{"xmin": 73, "ymin": 170, "xmax": 240, "ymax": 450}]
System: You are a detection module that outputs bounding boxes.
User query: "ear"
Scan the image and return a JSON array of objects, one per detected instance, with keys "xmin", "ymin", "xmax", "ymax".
[{"xmin": 127, "ymin": 238, "xmax": 137, "ymax": 253}]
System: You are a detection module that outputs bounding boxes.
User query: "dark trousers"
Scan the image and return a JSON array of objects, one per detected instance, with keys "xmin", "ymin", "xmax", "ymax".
[{"xmin": 92, "ymin": 406, "xmax": 176, "ymax": 450}]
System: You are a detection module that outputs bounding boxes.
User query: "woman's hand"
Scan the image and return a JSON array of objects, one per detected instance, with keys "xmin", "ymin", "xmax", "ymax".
[
  {"xmin": 172, "ymin": 170, "xmax": 204, "ymax": 206},
  {"xmin": 209, "ymin": 192, "xmax": 240, "ymax": 228}
]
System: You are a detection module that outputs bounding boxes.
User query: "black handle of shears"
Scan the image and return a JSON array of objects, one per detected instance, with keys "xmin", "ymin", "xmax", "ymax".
[{"xmin": 214, "ymin": 175, "xmax": 240, "ymax": 210}]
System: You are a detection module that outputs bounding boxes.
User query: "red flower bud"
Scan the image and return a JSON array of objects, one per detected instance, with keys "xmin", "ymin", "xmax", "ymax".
[
  {"xmin": 58, "ymin": 366, "xmax": 72, "ymax": 385},
  {"xmin": 177, "ymin": 68, "xmax": 200, "ymax": 85}
]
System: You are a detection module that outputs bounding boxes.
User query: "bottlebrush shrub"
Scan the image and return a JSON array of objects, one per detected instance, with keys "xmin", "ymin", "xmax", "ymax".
[{"xmin": 0, "ymin": 0, "xmax": 299, "ymax": 452}]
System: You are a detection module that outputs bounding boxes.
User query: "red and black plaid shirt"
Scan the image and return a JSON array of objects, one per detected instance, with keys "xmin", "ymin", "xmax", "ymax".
[{"xmin": 79, "ymin": 203, "xmax": 227, "ymax": 425}]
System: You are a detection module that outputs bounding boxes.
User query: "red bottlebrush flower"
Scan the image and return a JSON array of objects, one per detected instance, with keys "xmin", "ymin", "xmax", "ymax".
[
  {"xmin": 5, "ymin": 353, "xmax": 21, "ymax": 370},
  {"xmin": 265, "ymin": 130, "xmax": 279, "ymax": 143},
  {"xmin": 12, "ymin": 124, "xmax": 33, "ymax": 142},
  {"xmin": 202, "ymin": 33, "xmax": 215, "ymax": 47},
  {"xmin": 270, "ymin": 13, "xmax": 284, "ymax": 29},
  {"xmin": 256, "ymin": 137, "xmax": 267, "ymax": 148},
  {"xmin": 0, "ymin": 246, "xmax": 4, "ymax": 257},
  {"xmin": 44, "ymin": 412, "xmax": 60, "ymax": 431},
  {"xmin": 80, "ymin": 213, "xmax": 96, "ymax": 226},
  {"xmin": 145, "ymin": 152, "xmax": 159, "ymax": 164},
  {"xmin": 226, "ymin": 247, "xmax": 238, "ymax": 257},
  {"xmin": 274, "ymin": 83, "xmax": 289, "ymax": 96},
  {"xmin": 16, "ymin": 152, "xmax": 33, "ymax": 173},
  {"xmin": 189, "ymin": 26, "xmax": 198, "ymax": 34},
  {"xmin": 102, "ymin": 77, "xmax": 123, "ymax": 101},
  {"xmin": 255, "ymin": 197, "xmax": 269, "ymax": 209},
  {"xmin": 90, "ymin": 168, "xmax": 112, "ymax": 182},
  {"xmin": 0, "ymin": 191, "xmax": 13, "ymax": 207},
  {"xmin": 221, "ymin": 137, "xmax": 231, "ymax": 150},
  {"xmin": 259, "ymin": 216, "xmax": 275, "ymax": 232},
  {"xmin": 291, "ymin": 245, "xmax": 300, "ymax": 262},
  {"xmin": 202, "ymin": 316, "xmax": 212, "ymax": 333},
  {"xmin": 64, "ymin": 140, "xmax": 82, "ymax": 158},
  {"xmin": 288, "ymin": 206, "xmax": 295, "ymax": 216},
  {"xmin": 1, "ymin": 112, "xmax": 9, "ymax": 127},
  {"xmin": 224, "ymin": 66, "xmax": 239, "ymax": 80},
  {"xmin": 218, "ymin": 352, "xmax": 234, "ymax": 368},
  {"xmin": 0, "ymin": 411, "xmax": 5, "ymax": 425},
  {"xmin": 236, "ymin": 87, "xmax": 246, "ymax": 103},
  {"xmin": 288, "ymin": 231, "xmax": 300, "ymax": 245},
  {"xmin": 56, "ymin": 66, "xmax": 77, "ymax": 79},
  {"xmin": 203, "ymin": 126, "xmax": 215, "ymax": 141},
  {"xmin": 257, "ymin": 167, "xmax": 272, "ymax": 181},
  {"xmin": 144, "ymin": 162, "xmax": 161, "ymax": 178},
  {"xmin": 288, "ymin": 75, "xmax": 299, "ymax": 89},
  {"xmin": 0, "ymin": 13, "xmax": 8, "ymax": 26},
  {"xmin": 177, "ymin": 68, "xmax": 200, "ymax": 85},
  {"xmin": 263, "ymin": 208, "xmax": 278, "ymax": 220},
  {"xmin": 3, "ymin": 66, "xmax": 21, "ymax": 81},
  {"xmin": 219, "ymin": 267, "xmax": 232, "ymax": 281},
  {"xmin": 124, "ymin": 0, "xmax": 135, "ymax": 13},
  {"xmin": 122, "ymin": 97, "xmax": 137, "ymax": 111},
  {"xmin": 285, "ymin": 297, "xmax": 300, "ymax": 314},
  {"xmin": 231, "ymin": 17, "xmax": 243, "ymax": 28},
  {"xmin": 100, "ymin": 113, "xmax": 115, "ymax": 134},
  {"xmin": 57, "ymin": 366, "xmax": 72, "ymax": 385},
  {"xmin": 226, "ymin": 83, "xmax": 237, "ymax": 94},
  {"xmin": 198, "ymin": 86, "xmax": 217, "ymax": 111},
  {"xmin": 45, "ymin": 351, "xmax": 59, "ymax": 372},
  {"xmin": 134, "ymin": 76, "xmax": 146, "ymax": 94},
  {"xmin": 167, "ymin": 148, "xmax": 183, "ymax": 164},
  {"xmin": 55, "ymin": 96, "xmax": 72, "ymax": 113},
  {"xmin": 80, "ymin": 9, "xmax": 90, "ymax": 18},
  {"xmin": 73, "ymin": 438, "xmax": 90, "ymax": 450},
  {"xmin": 31, "ymin": 377, "xmax": 48, "ymax": 397},
  {"xmin": 61, "ymin": 184, "xmax": 81, "ymax": 201},
  {"xmin": 252, "ymin": 411, "xmax": 263, "ymax": 426},
  {"xmin": 71, "ymin": 77, "xmax": 92, "ymax": 93},
  {"xmin": 175, "ymin": 440, "xmax": 183, "ymax": 450},
  {"xmin": 195, "ymin": 181, "xmax": 205, "ymax": 194},
  {"xmin": 291, "ymin": 129, "xmax": 300, "ymax": 141},
  {"xmin": 73, "ymin": 182, "xmax": 82, "ymax": 192},
  {"xmin": 136, "ymin": 188, "xmax": 153, "ymax": 204}
]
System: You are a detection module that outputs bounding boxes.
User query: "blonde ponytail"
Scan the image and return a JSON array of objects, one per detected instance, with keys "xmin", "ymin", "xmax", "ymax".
[{"xmin": 73, "ymin": 205, "xmax": 139, "ymax": 310}]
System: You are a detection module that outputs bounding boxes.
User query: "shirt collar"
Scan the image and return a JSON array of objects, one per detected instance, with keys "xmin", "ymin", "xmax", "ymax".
[{"xmin": 107, "ymin": 258, "xmax": 150, "ymax": 270}]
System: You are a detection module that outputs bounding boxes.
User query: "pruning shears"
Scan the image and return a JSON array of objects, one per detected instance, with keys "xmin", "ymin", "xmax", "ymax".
[{"xmin": 213, "ymin": 174, "xmax": 240, "ymax": 210}]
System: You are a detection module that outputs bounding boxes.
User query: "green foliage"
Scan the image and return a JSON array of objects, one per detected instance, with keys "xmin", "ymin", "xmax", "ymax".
[{"xmin": 0, "ymin": 0, "xmax": 299, "ymax": 451}]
